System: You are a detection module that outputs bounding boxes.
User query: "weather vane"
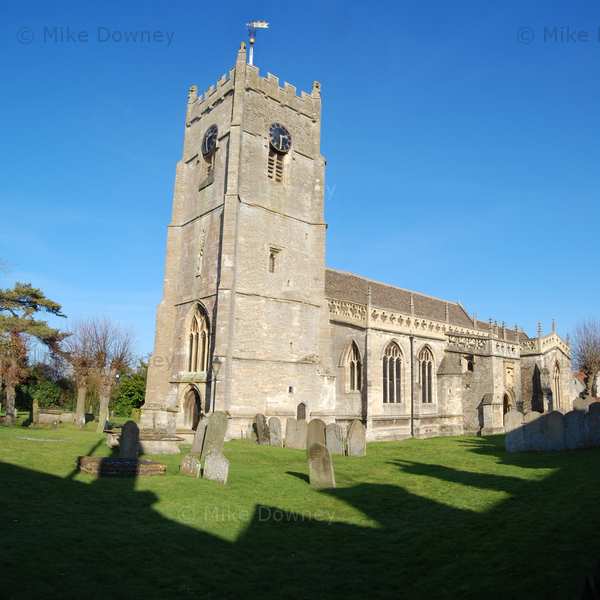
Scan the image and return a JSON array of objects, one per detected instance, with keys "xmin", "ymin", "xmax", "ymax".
[{"xmin": 246, "ymin": 20, "xmax": 269, "ymax": 66}]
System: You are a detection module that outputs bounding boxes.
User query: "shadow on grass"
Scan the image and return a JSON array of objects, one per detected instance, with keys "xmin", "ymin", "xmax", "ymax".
[{"xmin": 1, "ymin": 436, "xmax": 600, "ymax": 599}]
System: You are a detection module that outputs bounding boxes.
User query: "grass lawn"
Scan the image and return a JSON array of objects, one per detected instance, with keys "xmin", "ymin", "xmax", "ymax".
[{"xmin": 1, "ymin": 421, "xmax": 599, "ymax": 599}]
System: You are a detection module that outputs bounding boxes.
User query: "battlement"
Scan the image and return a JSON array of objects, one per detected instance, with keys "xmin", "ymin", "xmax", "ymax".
[
  {"xmin": 245, "ymin": 64, "xmax": 320, "ymax": 119},
  {"xmin": 186, "ymin": 68, "xmax": 235, "ymax": 126}
]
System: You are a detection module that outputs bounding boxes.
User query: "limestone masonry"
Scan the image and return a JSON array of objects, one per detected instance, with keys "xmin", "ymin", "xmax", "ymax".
[{"xmin": 141, "ymin": 43, "xmax": 575, "ymax": 443}]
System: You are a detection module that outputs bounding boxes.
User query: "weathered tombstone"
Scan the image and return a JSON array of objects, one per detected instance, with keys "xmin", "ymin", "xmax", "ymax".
[
  {"xmin": 190, "ymin": 417, "xmax": 207, "ymax": 454},
  {"xmin": 307, "ymin": 418, "xmax": 326, "ymax": 453},
  {"xmin": 347, "ymin": 420, "xmax": 366, "ymax": 456},
  {"xmin": 200, "ymin": 411, "xmax": 228, "ymax": 463},
  {"xmin": 254, "ymin": 414, "xmax": 270, "ymax": 445},
  {"xmin": 585, "ymin": 403, "xmax": 600, "ymax": 447},
  {"xmin": 246, "ymin": 422, "xmax": 258, "ymax": 443},
  {"xmin": 565, "ymin": 410, "xmax": 586, "ymax": 450},
  {"xmin": 203, "ymin": 451, "xmax": 229, "ymax": 485},
  {"xmin": 326, "ymin": 422, "xmax": 345, "ymax": 456},
  {"xmin": 285, "ymin": 417, "xmax": 307, "ymax": 450},
  {"xmin": 180, "ymin": 453, "xmax": 202, "ymax": 478},
  {"xmin": 308, "ymin": 443, "xmax": 336, "ymax": 489},
  {"xmin": 522, "ymin": 411, "xmax": 543, "ymax": 451},
  {"xmin": 573, "ymin": 397, "xmax": 590, "ymax": 412},
  {"xmin": 119, "ymin": 421, "xmax": 139, "ymax": 459},
  {"xmin": 541, "ymin": 411, "xmax": 565, "ymax": 451},
  {"xmin": 504, "ymin": 409, "xmax": 523, "ymax": 433},
  {"xmin": 268, "ymin": 417, "xmax": 282, "ymax": 447}
]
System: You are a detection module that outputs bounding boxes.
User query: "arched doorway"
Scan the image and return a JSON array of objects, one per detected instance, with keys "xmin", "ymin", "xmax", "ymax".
[
  {"xmin": 296, "ymin": 402, "xmax": 306, "ymax": 421},
  {"xmin": 183, "ymin": 387, "xmax": 202, "ymax": 430},
  {"xmin": 503, "ymin": 393, "xmax": 512, "ymax": 423}
]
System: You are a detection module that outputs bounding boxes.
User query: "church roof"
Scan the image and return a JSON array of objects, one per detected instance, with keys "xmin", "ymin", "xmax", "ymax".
[{"xmin": 325, "ymin": 269, "xmax": 527, "ymax": 341}]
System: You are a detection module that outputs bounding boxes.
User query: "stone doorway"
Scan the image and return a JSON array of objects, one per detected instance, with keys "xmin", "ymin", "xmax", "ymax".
[
  {"xmin": 183, "ymin": 387, "xmax": 202, "ymax": 430},
  {"xmin": 503, "ymin": 393, "xmax": 512, "ymax": 424}
]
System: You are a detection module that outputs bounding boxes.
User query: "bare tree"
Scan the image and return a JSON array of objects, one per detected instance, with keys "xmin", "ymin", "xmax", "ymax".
[
  {"xmin": 87, "ymin": 319, "xmax": 133, "ymax": 432},
  {"xmin": 62, "ymin": 321, "xmax": 95, "ymax": 427},
  {"xmin": 573, "ymin": 319, "xmax": 600, "ymax": 398}
]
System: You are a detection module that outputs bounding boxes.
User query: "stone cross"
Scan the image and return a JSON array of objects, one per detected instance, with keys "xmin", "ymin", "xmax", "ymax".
[
  {"xmin": 347, "ymin": 420, "xmax": 366, "ymax": 456},
  {"xmin": 308, "ymin": 443, "xmax": 336, "ymax": 489},
  {"xmin": 119, "ymin": 421, "xmax": 139, "ymax": 459}
]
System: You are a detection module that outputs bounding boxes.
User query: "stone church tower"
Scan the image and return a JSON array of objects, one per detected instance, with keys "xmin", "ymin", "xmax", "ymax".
[{"xmin": 141, "ymin": 43, "xmax": 332, "ymax": 438}]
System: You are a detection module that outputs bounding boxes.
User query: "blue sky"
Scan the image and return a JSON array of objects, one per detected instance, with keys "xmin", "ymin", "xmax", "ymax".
[{"xmin": 1, "ymin": 0, "xmax": 599, "ymax": 356}]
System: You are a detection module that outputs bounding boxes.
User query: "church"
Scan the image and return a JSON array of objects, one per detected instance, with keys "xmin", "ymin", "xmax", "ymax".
[{"xmin": 140, "ymin": 42, "xmax": 573, "ymax": 445}]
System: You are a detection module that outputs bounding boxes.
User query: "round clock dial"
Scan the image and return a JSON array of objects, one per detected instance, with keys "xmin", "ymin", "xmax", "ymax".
[
  {"xmin": 201, "ymin": 125, "xmax": 218, "ymax": 157},
  {"xmin": 269, "ymin": 123, "xmax": 292, "ymax": 153}
]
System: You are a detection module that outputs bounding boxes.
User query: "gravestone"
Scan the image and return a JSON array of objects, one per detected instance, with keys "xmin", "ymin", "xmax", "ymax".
[
  {"xmin": 254, "ymin": 414, "xmax": 270, "ymax": 445},
  {"xmin": 268, "ymin": 417, "xmax": 282, "ymax": 447},
  {"xmin": 326, "ymin": 423, "xmax": 345, "ymax": 456},
  {"xmin": 573, "ymin": 397, "xmax": 591, "ymax": 412},
  {"xmin": 541, "ymin": 411, "xmax": 565, "ymax": 451},
  {"xmin": 347, "ymin": 420, "xmax": 366, "ymax": 456},
  {"xmin": 308, "ymin": 443, "xmax": 336, "ymax": 489},
  {"xmin": 522, "ymin": 411, "xmax": 543, "ymax": 451},
  {"xmin": 190, "ymin": 417, "xmax": 207, "ymax": 454},
  {"xmin": 246, "ymin": 423, "xmax": 258, "ymax": 443},
  {"xmin": 200, "ymin": 411, "xmax": 228, "ymax": 463},
  {"xmin": 180, "ymin": 453, "xmax": 202, "ymax": 478},
  {"xmin": 307, "ymin": 419, "xmax": 326, "ymax": 453},
  {"xmin": 504, "ymin": 409, "xmax": 523, "ymax": 433},
  {"xmin": 565, "ymin": 410, "xmax": 586, "ymax": 450},
  {"xmin": 285, "ymin": 417, "xmax": 307, "ymax": 450},
  {"xmin": 586, "ymin": 403, "xmax": 600, "ymax": 447},
  {"xmin": 203, "ymin": 451, "xmax": 229, "ymax": 485},
  {"xmin": 119, "ymin": 421, "xmax": 139, "ymax": 459}
]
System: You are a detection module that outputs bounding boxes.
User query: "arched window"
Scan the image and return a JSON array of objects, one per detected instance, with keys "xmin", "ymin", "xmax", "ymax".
[
  {"xmin": 383, "ymin": 342, "xmax": 402, "ymax": 403},
  {"xmin": 347, "ymin": 342, "xmax": 362, "ymax": 392},
  {"xmin": 297, "ymin": 402, "xmax": 306, "ymax": 421},
  {"xmin": 418, "ymin": 346, "xmax": 434, "ymax": 404},
  {"xmin": 553, "ymin": 362, "xmax": 561, "ymax": 410},
  {"xmin": 187, "ymin": 308, "xmax": 210, "ymax": 372}
]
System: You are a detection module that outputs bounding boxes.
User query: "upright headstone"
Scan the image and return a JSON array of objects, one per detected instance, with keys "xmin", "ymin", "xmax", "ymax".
[
  {"xmin": 268, "ymin": 417, "xmax": 283, "ymax": 447},
  {"xmin": 190, "ymin": 417, "xmax": 207, "ymax": 454},
  {"xmin": 254, "ymin": 414, "xmax": 270, "ymax": 445},
  {"xmin": 180, "ymin": 453, "xmax": 202, "ymax": 478},
  {"xmin": 573, "ymin": 397, "xmax": 590, "ymax": 412},
  {"xmin": 347, "ymin": 420, "xmax": 366, "ymax": 456},
  {"xmin": 307, "ymin": 419, "xmax": 326, "ymax": 453},
  {"xmin": 246, "ymin": 423, "xmax": 258, "ymax": 443},
  {"xmin": 504, "ymin": 409, "xmax": 523, "ymax": 433},
  {"xmin": 119, "ymin": 421, "xmax": 139, "ymax": 459},
  {"xmin": 308, "ymin": 443, "xmax": 336, "ymax": 489},
  {"xmin": 565, "ymin": 410, "xmax": 586, "ymax": 450},
  {"xmin": 585, "ymin": 403, "xmax": 600, "ymax": 447},
  {"xmin": 522, "ymin": 411, "xmax": 544, "ymax": 451},
  {"xmin": 200, "ymin": 411, "xmax": 228, "ymax": 463},
  {"xmin": 541, "ymin": 411, "xmax": 565, "ymax": 451},
  {"xmin": 326, "ymin": 423, "xmax": 345, "ymax": 456},
  {"xmin": 203, "ymin": 451, "xmax": 229, "ymax": 485},
  {"xmin": 285, "ymin": 417, "xmax": 307, "ymax": 450}
]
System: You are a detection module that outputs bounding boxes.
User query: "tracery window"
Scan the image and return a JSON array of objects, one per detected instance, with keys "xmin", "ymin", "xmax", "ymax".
[
  {"xmin": 347, "ymin": 342, "xmax": 362, "ymax": 392},
  {"xmin": 188, "ymin": 308, "xmax": 210, "ymax": 372},
  {"xmin": 553, "ymin": 362, "xmax": 561, "ymax": 410},
  {"xmin": 419, "ymin": 346, "xmax": 434, "ymax": 404},
  {"xmin": 383, "ymin": 342, "xmax": 402, "ymax": 403}
]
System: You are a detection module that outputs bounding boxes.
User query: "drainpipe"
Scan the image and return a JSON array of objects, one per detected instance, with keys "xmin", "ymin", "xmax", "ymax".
[{"xmin": 410, "ymin": 335, "xmax": 415, "ymax": 437}]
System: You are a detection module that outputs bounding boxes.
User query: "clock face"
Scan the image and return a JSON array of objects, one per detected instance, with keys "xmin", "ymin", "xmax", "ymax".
[
  {"xmin": 201, "ymin": 125, "xmax": 218, "ymax": 157},
  {"xmin": 269, "ymin": 123, "xmax": 292, "ymax": 153}
]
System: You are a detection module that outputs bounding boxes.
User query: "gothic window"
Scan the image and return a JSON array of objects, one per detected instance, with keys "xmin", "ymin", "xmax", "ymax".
[
  {"xmin": 553, "ymin": 362, "xmax": 561, "ymax": 410},
  {"xmin": 419, "ymin": 346, "xmax": 434, "ymax": 404},
  {"xmin": 347, "ymin": 342, "xmax": 362, "ymax": 392},
  {"xmin": 187, "ymin": 308, "xmax": 210, "ymax": 372},
  {"xmin": 383, "ymin": 342, "xmax": 402, "ymax": 403},
  {"xmin": 267, "ymin": 148, "xmax": 284, "ymax": 182}
]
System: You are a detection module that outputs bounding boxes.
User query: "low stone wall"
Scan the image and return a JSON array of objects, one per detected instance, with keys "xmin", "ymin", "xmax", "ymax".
[{"xmin": 505, "ymin": 402, "xmax": 600, "ymax": 453}]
